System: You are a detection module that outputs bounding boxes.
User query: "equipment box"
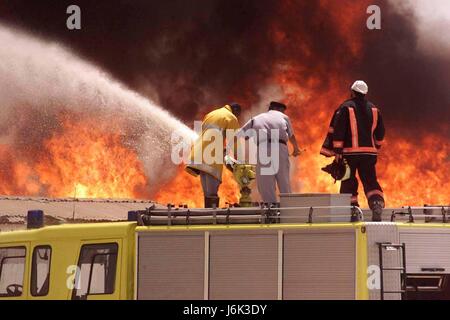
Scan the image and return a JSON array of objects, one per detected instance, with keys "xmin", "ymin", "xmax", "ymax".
[{"xmin": 279, "ymin": 193, "xmax": 352, "ymax": 223}]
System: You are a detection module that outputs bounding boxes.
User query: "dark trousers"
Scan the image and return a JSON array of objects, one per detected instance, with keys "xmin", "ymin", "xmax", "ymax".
[{"xmin": 340, "ymin": 155, "xmax": 384, "ymax": 209}]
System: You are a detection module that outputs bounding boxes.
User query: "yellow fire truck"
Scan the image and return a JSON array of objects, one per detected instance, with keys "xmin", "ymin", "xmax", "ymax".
[{"xmin": 0, "ymin": 198, "xmax": 449, "ymax": 300}]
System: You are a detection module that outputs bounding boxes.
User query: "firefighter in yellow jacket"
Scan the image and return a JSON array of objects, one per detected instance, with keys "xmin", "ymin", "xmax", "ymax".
[{"xmin": 186, "ymin": 103, "xmax": 241, "ymax": 208}]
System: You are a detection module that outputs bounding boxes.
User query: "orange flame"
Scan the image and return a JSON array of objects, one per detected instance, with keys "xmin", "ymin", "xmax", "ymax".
[
  {"xmin": 377, "ymin": 134, "xmax": 450, "ymax": 207},
  {"xmin": 0, "ymin": 118, "xmax": 150, "ymax": 199},
  {"xmin": 0, "ymin": 146, "xmax": 41, "ymax": 196},
  {"xmin": 154, "ymin": 167, "xmax": 239, "ymax": 208},
  {"xmin": 36, "ymin": 119, "xmax": 150, "ymax": 199}
]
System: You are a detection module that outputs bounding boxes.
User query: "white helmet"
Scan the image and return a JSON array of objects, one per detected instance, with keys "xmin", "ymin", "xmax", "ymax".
[{"xmin": 351, "ymin": 80, "xmax": 368, "ymax": 95}]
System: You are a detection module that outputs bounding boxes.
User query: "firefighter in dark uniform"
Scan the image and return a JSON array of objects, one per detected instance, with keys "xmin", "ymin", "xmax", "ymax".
[{"xmin": 321, "ymin": 81, "xmax": 386, "ymax": 221}]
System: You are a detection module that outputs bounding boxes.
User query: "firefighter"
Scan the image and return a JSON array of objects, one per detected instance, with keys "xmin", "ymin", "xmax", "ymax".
[
  {"xmin": 321, "ymin": 81, "xmax": 386, "ymax": 221},
  {"xmin": 237, "ymin": 101, "xmax": 301, "ymax": 204},
  {"xmin": 186, "ymin": 103, "xmax": 241, "ymax": 208}
]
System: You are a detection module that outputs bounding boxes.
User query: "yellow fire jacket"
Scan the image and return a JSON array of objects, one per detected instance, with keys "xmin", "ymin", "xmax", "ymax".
[{"xmin": 186, "ymin": 105, "xmax": 240, "ymax": 181}]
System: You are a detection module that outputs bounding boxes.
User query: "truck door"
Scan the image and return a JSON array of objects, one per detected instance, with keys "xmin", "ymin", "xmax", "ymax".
[
  {"xmin": 70, "ymin": 240, "xmax": 122, "ymax": 300},
  {"xmin": 0, "ymin": 243, "xmax": 30, "ymax": 300},
  {"xmin": 28, "ymin": 244, "xmax": 52, "ymax": 300}
]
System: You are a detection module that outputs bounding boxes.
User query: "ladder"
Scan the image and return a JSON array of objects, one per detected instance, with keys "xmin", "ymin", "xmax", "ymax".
[{"xmin": 377, "ymin": 242, "xmax": 407, "ymax": 300}]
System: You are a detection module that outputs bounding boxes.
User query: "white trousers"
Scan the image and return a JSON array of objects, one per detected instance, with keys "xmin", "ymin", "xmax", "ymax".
[{"xmin": 256, "ymin": 143, "xmax": 291, "ymax": 203}]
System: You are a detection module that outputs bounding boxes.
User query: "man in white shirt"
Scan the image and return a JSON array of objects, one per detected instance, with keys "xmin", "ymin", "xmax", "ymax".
[{"xmin": 237, "ymin": 102, "xmax": 300, "ymax": 204}]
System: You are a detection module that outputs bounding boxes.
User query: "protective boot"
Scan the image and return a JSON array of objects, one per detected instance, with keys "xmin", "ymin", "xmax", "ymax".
[
  {"xmin": 204, "ymin": 196, "xmax": 220, "ymax": 209},
  {"xmin": 370, "ymin": 200, "xmax": 385, "ymax": 222}
]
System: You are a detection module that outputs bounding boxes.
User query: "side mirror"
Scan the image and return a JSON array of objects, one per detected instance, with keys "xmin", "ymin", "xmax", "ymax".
[{"xmin": 38, "ymin": 248, "xmax": 50, "ymax": 261}]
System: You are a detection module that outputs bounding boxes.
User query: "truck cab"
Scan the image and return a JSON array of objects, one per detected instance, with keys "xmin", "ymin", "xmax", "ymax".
[{"xmin": 0, "ymin": 221, "xmax": 136, "ymax": 300}]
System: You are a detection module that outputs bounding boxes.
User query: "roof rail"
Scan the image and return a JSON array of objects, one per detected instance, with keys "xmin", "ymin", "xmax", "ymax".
[
  {"xmin": 132, "ymin": 205, "xmax": 364, "ymax": 226},
  {"xmin": 390, "ymin": 206, "xmax": 450, "ymax": 223}
]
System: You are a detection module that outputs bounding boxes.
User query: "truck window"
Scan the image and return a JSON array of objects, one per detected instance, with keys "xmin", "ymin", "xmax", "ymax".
[
  {"xmin": 31, "ymin": 246, "xmax": 52, "ymax": 297},
  {"xmin": 0, "ymin": 247, "xmax": 26, "ymax": 297},
  {"xmin": 72, "ymin": 243, "xmax": 118, "ymax": 300},
  {"xmin": 405, "ymin": 274, "xmax": 450, "ymax": 300}
]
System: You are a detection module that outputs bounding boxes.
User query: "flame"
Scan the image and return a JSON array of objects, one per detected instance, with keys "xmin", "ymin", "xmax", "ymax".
[
  {"xmin": 0, "ymin": 145, "xmax": 41, "ymax": 195},
  {"xmin": 36, "ymin": 118, "xmax": 150, "ymax": 199},
  {"xmin": 0, "ymin": 117, "xmax": 150, "ymax": 199},
  {"xmin": 377, "ymin": 134, "xmax": 450, "ymax": 207},
  {"xmin": 154, "ymin": 167, "xmax": 239, "ymax": 208}
]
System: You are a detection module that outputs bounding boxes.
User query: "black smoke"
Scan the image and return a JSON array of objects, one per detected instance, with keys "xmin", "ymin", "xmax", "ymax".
[
  {"xmin": 359, "ymin": 2, "xmax": 450, "ymax": 134},
  {"xmin": 0, "ymin": 0, "xmax": 278, "ymax": 120}
]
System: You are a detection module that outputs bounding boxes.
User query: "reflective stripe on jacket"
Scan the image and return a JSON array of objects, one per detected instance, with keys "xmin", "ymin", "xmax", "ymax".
[{"xmin": 321, "ymin": 97, "xmax": 385, "ymax": 156}]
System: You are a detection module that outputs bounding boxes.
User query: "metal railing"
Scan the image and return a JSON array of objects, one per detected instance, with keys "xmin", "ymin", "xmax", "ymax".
[
  {"xmin": 131, "ymin": 205, "xmax": 365, "ymax": 226},
  {"xmin": 130, "ymin": 205, "xmax": 450, "ymax": 226},
  {"xmin": 388, "ymin": 206, "xmax": 450, "ymax": 223}
]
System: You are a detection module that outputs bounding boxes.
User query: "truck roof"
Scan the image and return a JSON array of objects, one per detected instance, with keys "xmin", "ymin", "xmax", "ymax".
[{"xmin": 0, "ymin": 221, "xmax": 136, "ymax": 243}]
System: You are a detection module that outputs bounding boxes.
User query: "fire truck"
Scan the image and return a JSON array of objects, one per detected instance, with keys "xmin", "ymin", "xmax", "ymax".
[{"xmin": 0, "ymin": 194, "xmax": 449, "ymax": 300}]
